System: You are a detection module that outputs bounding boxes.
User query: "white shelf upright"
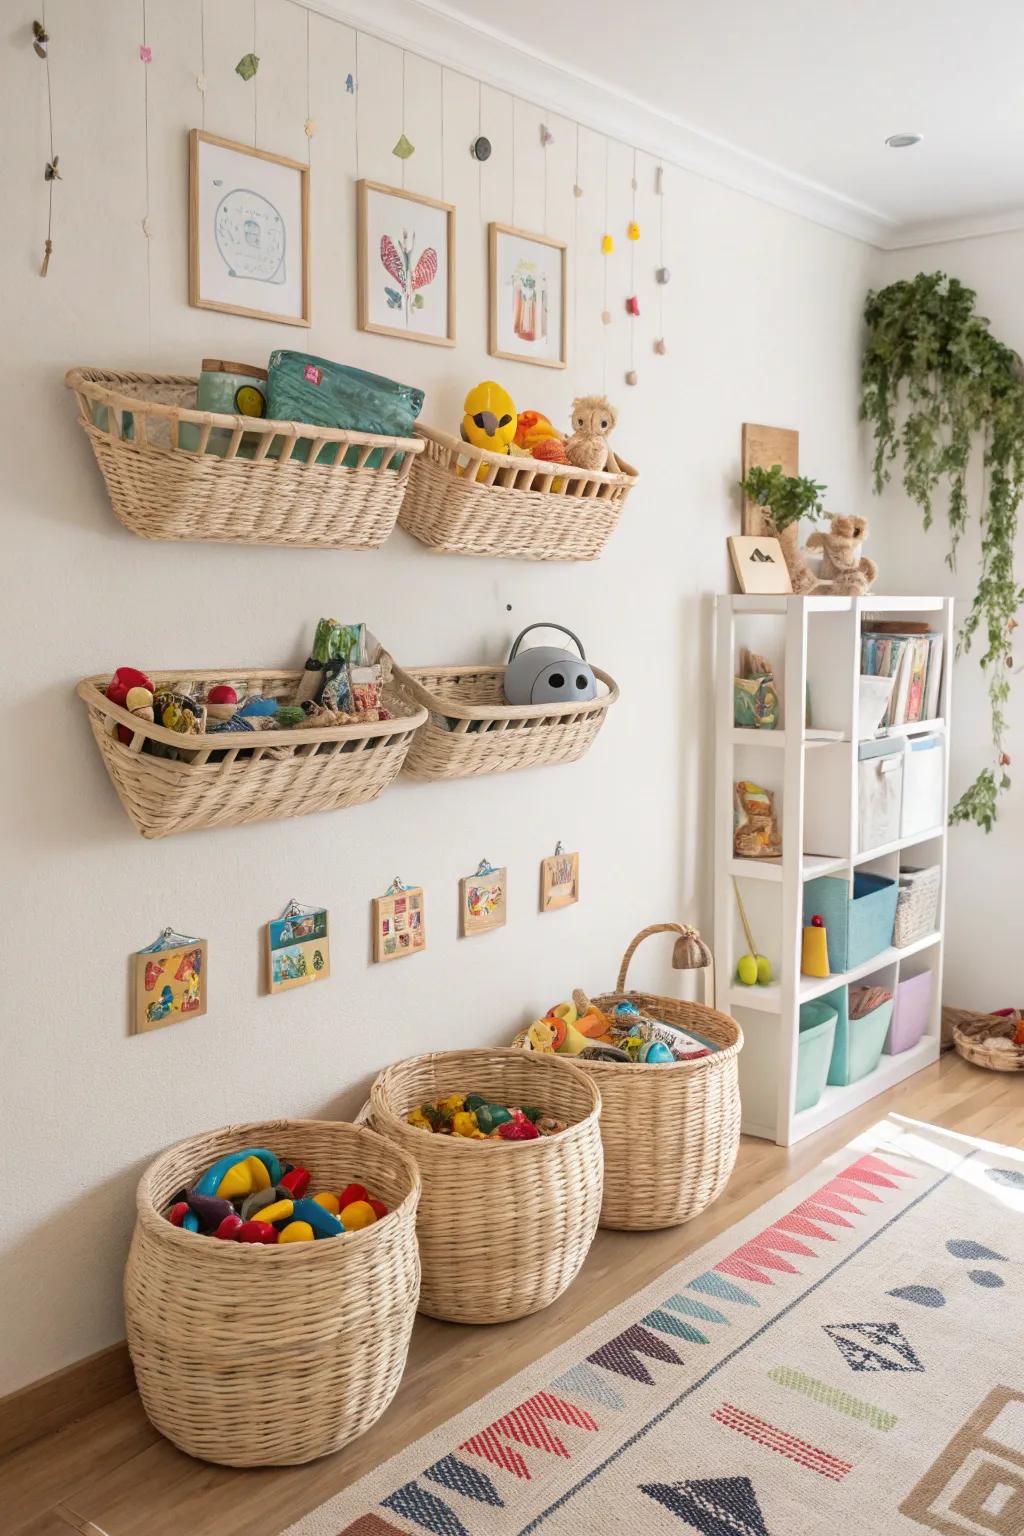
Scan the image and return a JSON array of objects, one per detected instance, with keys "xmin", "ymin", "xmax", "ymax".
[{"xmin": 714, "ymin": 594, "xmax": 954, "ymax": 1146}]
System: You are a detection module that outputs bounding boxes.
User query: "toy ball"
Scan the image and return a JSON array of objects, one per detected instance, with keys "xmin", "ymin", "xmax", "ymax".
[
  {"xmin": 503, "ymin": 623, "xmax": 597, "ymax": 707},
  {"xmin": 811, "ymin": 914, "xmax": 825, "ymax": 928},
  {"xmin": 208, "ymin": 684, "xmax": 238, "ymax": 705},
  {"xmin": 237, "ymin": 1220, "xmax": 278, "ymax": 1244},
  {"xmin": 756, "ymin": 955, "xmax": 774, "ymax": 984},
  {"xmin": 736, "ymin": 953, "xmax": 758, "ymax": 986},
  {"xmin": 639, "ymin": 1040, "xmax": 675, "ymax": 1064},
  {"xmin": 313, "ymin": 1191, "xmax": 340, "ymax": 1215},
  {"xmin": 279, "ymin": 1221, "xmax": 314, "ymax": 1243},
  {"xmin": 340, "ymin": 1199, "xmax": 377, "ymax": 1230},
  {"xmin": 214, "ymin": 1214, "xmax": 244, "ymax": 1240}
]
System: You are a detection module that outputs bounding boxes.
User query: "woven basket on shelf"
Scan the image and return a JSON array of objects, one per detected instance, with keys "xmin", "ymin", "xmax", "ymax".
[
  {"xmin": 893, "ymin": 865, "xmax": 942, "ymax": 947},
  {"xmin": 398, "ymin": 424, "xmax": 638, "ymax": 560},
  {"xmin": 369, "ymin": 1049, "xmax": 603, "ymax": 1323},
  {"xmin": 570, "ymin": 924, "xmax": 743, "ymax": 1231},
  {"xmin": 66, "ymin": 368, "xmax": 424, "ymax": 549},
  {"xmin": 78, "ymin": 667, "xmax": 426, "ymax": 839},
  {"xmin": 393, "ymin": 662, "xmax": 618, "ymax": 781},
  {"xmin": 125, "ymin": 1119, "xmax": 421, "ymax": 1467},
  {"xmin": 948, "ymin": 1008, "xmax": 1024, "ymax": 1073}
]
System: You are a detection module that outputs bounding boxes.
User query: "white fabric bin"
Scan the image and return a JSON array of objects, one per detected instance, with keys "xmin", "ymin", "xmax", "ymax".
[
  {"xmin": 901, "ymin": 733, "xmax": 945, "ymax": 838},
  {"xmin": 858, "ymin": 739, "xmax": 904, "ymax": 853}
]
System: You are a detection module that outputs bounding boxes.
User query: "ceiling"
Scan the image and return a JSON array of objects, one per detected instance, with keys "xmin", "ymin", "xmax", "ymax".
[{"xmin": 426, "ymin": 0, "xmax": 1024, "ymax": 241}]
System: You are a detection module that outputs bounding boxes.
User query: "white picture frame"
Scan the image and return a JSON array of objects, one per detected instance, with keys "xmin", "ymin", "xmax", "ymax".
[
  {"xmin": 357, "ymin": 180, "xmax": 456, "ymax": 348},
  {"xmin": 489, "ymin": 223, "xmax": 567, "ymax": 369}
]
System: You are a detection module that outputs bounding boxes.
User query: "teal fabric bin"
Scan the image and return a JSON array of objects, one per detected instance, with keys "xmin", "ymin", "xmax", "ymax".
[
  {"xmin": 803, "ymin": 872, "xmax": 899, "ymax": 973},
  {"xmin": 796, "ymin": 1001, "xmax": 838, "ymax": 1112},
  {"xmin": 827, "ymin": 993, "xmax": 894, "ymax": 1087}
]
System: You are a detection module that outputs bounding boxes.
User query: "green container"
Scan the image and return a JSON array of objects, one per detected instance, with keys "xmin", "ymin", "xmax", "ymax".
[
  {"xmin": 828, "ymin": 995, "xmax": 894, "ymax": 1087},
  {"xmin": 796, "ymin": 1001, "xmax": 838, "ymax": 1112}
]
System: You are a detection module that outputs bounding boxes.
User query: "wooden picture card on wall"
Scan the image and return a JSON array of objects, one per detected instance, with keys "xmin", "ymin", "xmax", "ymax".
[
  {"xmin": 372, "ymin": 883, "xmax": 427, "ymax": 962},
  {"xmin": 132, "ymin": 929, "xmax": 207, "ymax": 1034},
  {"xmin": 540, "ymin": 849, "xmax": 579, "ymax": 911},
  {"xmin": 459, "ymin": 862, "xmax": 508, "ymax": 936},
  {"xmin": 266, "ymin": 901, "xmax": 330, "ymax": 993}
]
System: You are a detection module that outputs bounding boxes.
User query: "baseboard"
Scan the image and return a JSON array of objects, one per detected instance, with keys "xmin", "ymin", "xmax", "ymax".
[{"xmin": 0, "ymin": 1342, "xmax": 135, "ymax": 1459}]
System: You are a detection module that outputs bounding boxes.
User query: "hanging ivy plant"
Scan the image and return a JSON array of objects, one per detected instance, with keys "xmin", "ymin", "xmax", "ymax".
[{"xmin": 861, "ymin": 271, "xmax": 1024, "ymax": 831}]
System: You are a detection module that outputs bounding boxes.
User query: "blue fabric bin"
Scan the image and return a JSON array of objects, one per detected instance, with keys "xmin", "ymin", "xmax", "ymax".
[{"xmin": 803, "ymin": 872, "xmax": 899, "ymax": 974}]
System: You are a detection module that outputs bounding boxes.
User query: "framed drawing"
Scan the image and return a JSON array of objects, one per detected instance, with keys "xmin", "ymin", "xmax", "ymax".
[
  {"xmin": 489, "ymin": 223, "xmax": 567, "ymax": 369},
  {"xmin": 372, "ymin": 880, "xmax": 427, "ymax": 963},
  {"xmin": 727, "ymin": 534, "xmax": 794, "ymax": 595},
  {"xmin": 357, "ymin": 180, "xmax": 455, "ymax": 347},
  {"xmin": 266, "ymin": 900, "xmax": 330, "ymax": 993},
  {"xmin": 459, "ymin": 861, "xmax": 507, "ymax": 937},
  {"xmin": 540, "ymin": 847, "xmax": 579, "ymax": 911},
  {"xmin": 188, "ymin": 129, "xmax": 310, "ymax": 326},
  {"xmin": 133, "ymin": 928, "xmax": 207, "ymax": 1034}
]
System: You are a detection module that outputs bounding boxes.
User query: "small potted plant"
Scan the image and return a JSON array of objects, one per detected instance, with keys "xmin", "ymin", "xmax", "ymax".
[{"xmin": 739, "ymin": 463, "xmax": 827, "ymax": 590}]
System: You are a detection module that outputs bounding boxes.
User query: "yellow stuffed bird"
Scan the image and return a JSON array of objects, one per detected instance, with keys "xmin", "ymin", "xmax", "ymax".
[{"xmin": 461, "ymin": 381, "xmax": 517, "ymax": 481}]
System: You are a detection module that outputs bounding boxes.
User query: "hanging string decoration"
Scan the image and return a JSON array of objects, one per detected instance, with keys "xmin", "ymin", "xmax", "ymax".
[
  {"xmin": 540, "ymin": 124, "xmax": 554, "ymax": 147},
  {"xmin": 34, "ymin": 16, "xmax": 58, "ymax": 276},
  {"xmin": 235, "ymin": 52, "xmax": 259, "ymax": 81},
  {"xmin": 625, "ymin": 149, "xmax": 639, "ymax": 384},
  {"xmin": 139, "ymin": 43, "xmax": 152, "ymax": 62},
  {"xmin": 654, "ymin": 162, "xmax": 667, "ymax": 355},
  {"xmin": 345, "ymin": 72, "xmax": 355, "ymax": 93}
]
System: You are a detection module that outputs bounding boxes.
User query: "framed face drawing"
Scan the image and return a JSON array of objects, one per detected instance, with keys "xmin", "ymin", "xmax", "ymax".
[
  {"xmin": 189, "ymin": 130, "xmax": 311, "ymax": 326},
  {"xmin": 357, "ymin": 180, "xmax": 456, "ymax": 347},
  {"xmin": 489, "ymin": 223, "xmax": 567, "ymax": 369}
]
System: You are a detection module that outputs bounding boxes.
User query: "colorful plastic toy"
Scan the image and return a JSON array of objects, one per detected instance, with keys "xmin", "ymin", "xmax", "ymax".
[
  {"xmin": 194, "ymin": 1147, "xmax": 282, "ymax": 1199},
  {"xmin": 279, "ymin": 1221, "xmax": 314, "ymax": 1243},
  {"xmin": 802, "ymin": 914, "xmax": 830, "ymax": 978},
  {"xmin": 369, "ymin": 1198, "xmax": 389, "ymax": 1219},
  {"xmin": 185, "ymin": 1192, "xmax": 235, "ymax": 1231},
  {"xmin": 338, "ymin": 1182, "xmax": 368, "ymax": 1208},
  {"xmin": 291, "ymin": 1198, "xmax": 345, "ymax": 1239},
  {"xmin": 312, "ymin": 1191, "xmax": 340, "ymax": 1214},
  {"xmin": 254, "ymin": 1199, "xmax": 294, "ymax": 1226},
  {"xmin": 280, "ymin": 1166, "xmax": 310, "ymax": 1199},
  {"xmin": 237, "ymin": 1220, "xmax": 278, "ymax": 1244},
  {"xmin": 339, "ymin": 1199, "xmax": 377, "ymax": 1230},
  {"xmin": 639, "ymin": 1040, "xmax": 675, "ymax": 1064},
  {"xmin": 214, "ymin": 1214, "xmax": 244, "ymax": 1240}
]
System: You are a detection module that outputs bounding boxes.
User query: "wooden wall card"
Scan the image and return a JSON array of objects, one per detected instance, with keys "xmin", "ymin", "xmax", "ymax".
[
  {"xmin": 373, "ymin": 882, "xmax": 426, "ymax": 962},
  {"xmin": 133, "ymin": 929, "xmax": 207, "ymax": 1033},
  {"xmin": 741, "ymin": 423, "xmax": 799, "ymax": 536},
  {"xmin": 728, "ymin": 535, "xmax": 793, "ymax": 595},
  {"xmin": 460, "ymin": 861, "xmax": 507, "ymax": 936},
  {"xmin": 540, "ymin": 848, "xmax": 580, "ymax": 911},
  {"xmin": 266, "ymin": 901, "xmax": 330, "ymax": 993}
]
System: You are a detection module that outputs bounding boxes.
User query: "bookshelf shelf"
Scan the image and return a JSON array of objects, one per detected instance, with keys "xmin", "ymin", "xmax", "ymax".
[{"xmin": 715, "ymin": 595, "xmax": 954, "ymax": 1147}]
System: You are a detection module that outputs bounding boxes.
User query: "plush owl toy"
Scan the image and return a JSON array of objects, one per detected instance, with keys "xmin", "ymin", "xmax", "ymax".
[{"xmin": 566, "ymin": 394, "xmax": 618, "ymax": 472}]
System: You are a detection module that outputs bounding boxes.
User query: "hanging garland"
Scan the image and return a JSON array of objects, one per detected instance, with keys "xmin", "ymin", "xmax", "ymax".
[{"xmin": 861, "ymin": 271, "xmax": 1024, "ymax": 831}]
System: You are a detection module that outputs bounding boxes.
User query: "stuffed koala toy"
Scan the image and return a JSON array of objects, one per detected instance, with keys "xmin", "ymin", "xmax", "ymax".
[
  {"xmin": 803, "ymin": 513, "xmax": 878, "ymax": 595},
  {"xmin": 566, "ymin": 395, "xmax": 618, "ymax": 473}
]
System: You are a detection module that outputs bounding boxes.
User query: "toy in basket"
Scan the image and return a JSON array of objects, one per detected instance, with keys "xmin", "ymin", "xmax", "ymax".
[
  {"xmin": 948, "ymin": 1007, "xmax": 1024, "ymax": 1073},
  {"xmin": 406, "ymin": 1092, "xmax": 566, "ymax": 1140},
  {"xmin": 515, "ymin": 924, "xmax": 743, "ymax": 1230}
]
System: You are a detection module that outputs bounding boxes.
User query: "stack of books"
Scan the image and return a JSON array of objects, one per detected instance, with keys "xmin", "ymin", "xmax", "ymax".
[{"xmin": 861, "ymin": 623, "xmax": 944, "ymax": 728}]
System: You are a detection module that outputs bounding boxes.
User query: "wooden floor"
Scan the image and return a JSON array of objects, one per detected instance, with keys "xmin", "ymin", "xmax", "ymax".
[{"xmin": 5, "ymin": 1053, "xmax": 1022, "ymax": 1536}]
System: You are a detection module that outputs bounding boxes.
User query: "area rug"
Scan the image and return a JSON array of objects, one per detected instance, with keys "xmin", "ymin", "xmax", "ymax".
[{"xmin": 285, "ymin": 1117, "xmax": 1024, "ymax": 1536}]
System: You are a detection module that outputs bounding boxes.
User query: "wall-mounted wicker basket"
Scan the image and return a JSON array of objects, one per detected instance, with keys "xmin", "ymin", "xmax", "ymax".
[
  {"xmin": 398, "ymin": 424, "xmax": 638, "ymax": 561},
  {"xmin": 66, "ymin": 368, "xmax": 424, "ymax": 549},
  {"xmin": 78, "ymin": 668, "xmax": 426, "ymax": 839},
  {"xmin": 392, "ymin": 662, "xmax": 618, "ymax": 781}
]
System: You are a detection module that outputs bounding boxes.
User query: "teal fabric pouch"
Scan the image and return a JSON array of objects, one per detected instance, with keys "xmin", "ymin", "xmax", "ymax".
[{"xmin": 266, "ymin": 351, "xmax": 424, "ymax": 466}]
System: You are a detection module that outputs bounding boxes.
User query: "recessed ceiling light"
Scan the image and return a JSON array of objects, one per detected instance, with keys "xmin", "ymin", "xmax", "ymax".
[{"xmin": 885, "ymin": 132, "xmax": 923, "ymax": 149}]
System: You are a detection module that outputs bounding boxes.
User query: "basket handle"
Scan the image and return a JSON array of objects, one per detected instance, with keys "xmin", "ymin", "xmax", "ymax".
[
  {"xmin": 616, "ymin": 924, "xmax": 716, "ymax": 1007},
  {"xmin": 508, "ymin": 623, "xmax": 586, "ymax": 663}
]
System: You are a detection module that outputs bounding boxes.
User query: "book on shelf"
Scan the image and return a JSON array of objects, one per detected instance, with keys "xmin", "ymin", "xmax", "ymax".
[{"xmin": 861, "ymin": 629, "xmax": 944, "ymax": 727}]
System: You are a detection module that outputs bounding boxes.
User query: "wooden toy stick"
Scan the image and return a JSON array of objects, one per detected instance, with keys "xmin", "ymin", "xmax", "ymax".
[{"xmin": 731, "ymin": 876, "xmax": 758, "ymax": 955}]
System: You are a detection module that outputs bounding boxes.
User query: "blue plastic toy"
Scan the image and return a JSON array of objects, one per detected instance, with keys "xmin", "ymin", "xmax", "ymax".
[
  {"xmin": 639, "ymin": 1040, "xmax": 675, "ymax": 1064},
  {"xmin": 291, "ymin": 1197, "xmax": 346, "ymax": 1239},
  {"xmin": 194, "ymin": 1147, "xmax": 283, "ymax": 1198}
]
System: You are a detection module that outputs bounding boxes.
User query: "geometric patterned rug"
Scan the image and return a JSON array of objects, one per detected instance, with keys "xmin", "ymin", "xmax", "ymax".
[{"xmin": 283, "ymin": 1117, "xmax": 1024, "ymax": 1536}]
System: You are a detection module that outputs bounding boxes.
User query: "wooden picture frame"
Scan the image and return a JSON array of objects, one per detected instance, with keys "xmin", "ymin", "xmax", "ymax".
[
  {"xmin": 266, "ymin": 903, "xmax": 330, "ymax": 994},
  {"xmin": 540, "ymin": 850, "xmax": 579, "ymax": 911},
  {"xmin": 357, "ymin": 180, "xmax": 456, "ymax": 347},
  {"xmin": 188, "ymin": 129, "xmax": 310, "ymax": 326},
  {"xmin": 488, "ymin": 223, "xmax": 567, "ymax": 369},
  {"xmin": 459, "ymin": 865, "xmax": 508, "ymax": 937},
  {"xmin": 727, "ymin": 534, "xmax": 794, "ymax": 595},
  {"xmin": 372, "ymin": 885, "xmax": 427, "ymax": 963},
  {"xmin": 132, "ymin": 936, "xmax": 207, "ymax": 1034}
]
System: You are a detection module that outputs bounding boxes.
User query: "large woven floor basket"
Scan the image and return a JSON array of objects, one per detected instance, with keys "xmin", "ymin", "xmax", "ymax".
[
  {"xmin": 78, "ymin": 668, "xmax": 426, "ymax": 838},
  {"xmin": 393, "ymin": 663, "xmax": 618, "ymax": 781},
  {"xmin": 398, "ymin": 424, "xmax": 638, "ymax": 560},
  {"xmin": 370, "ymin": 1049, "xmax": 603, "ymax": 1323},
  {"xmin": 66, "ymin": 369, "xmax": 424, "ymax": 549},
  {"xmin": 125, "ymin": 1119, "xmax": 421, "ymax": 1466},
  {"xmin": 947, "ymin": 1007, "xmax": 1024, "ymax": 1072},
  {"xmin": 577, "ymin": 924, "xmax": 743, "ymax": 1231}
]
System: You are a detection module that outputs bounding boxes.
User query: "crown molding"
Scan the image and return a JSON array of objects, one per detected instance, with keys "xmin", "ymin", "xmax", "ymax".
[
  {"xmin": 880, "ymin": 206, "xmax": 1024, "ymax": 252},
  {"xmin": 301, "ymin": 0, "xmax": 898, "ymax": 247}
]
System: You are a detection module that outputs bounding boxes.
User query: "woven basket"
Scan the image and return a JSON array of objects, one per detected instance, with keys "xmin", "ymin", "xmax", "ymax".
[
  {"xmin": 125, "ymin": 1119, "xmax": 421, "ymax": 1466},
  {"xmin": 370, "ymin": 1049, "xmax": 603, "ymax": 1323},
  {"xmin": 393, "ymin": 662, "xmax": 618, "ymax": 781},
  {"xmin": 78, "ymin": 667, "xmax": 426, "ymax": 839},
  {"xmin": 572, "ymin": 924, "xmax": 743, "ymax": 1230},
  {"xmin": 66, "ymin": 368, "xmax": 424, "ymax": 549},
  {"xmin": 399, "ymin": 424, "xmax": 638, "ymax": 560},
  {"xmin": 893, "ymin": 865, "xmax": 942, "ymax": 947},
  {"xmin": 948, "ymin": 1008, "xmax": 1024, "ymax": 1073}
]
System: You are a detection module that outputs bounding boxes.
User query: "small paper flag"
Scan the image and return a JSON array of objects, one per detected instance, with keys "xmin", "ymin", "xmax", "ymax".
[
  {"xmin": 235, "ymin": 52, "xmax": 259, "ymax": 82},
  {"xmin": 392, "ymin": 133, "xmax": 415, "ymax": 160},
  {"xmin": 345, "ymin": 73, "xmax": 355, "ymax": 93},
  {"xmin": 139, "ymin": 44, "xmax": 152, "ymax": 63}
]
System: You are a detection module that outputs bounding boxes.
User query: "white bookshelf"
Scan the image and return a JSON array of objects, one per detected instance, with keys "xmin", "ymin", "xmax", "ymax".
[{"xmin": 714, "ymin": 594, "xmax": 954, "ymax": 1146}]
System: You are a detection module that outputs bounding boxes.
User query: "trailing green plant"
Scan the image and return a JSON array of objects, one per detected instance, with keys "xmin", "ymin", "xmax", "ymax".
[
  {"xmin": 738, "ymin": 464, "xmax": 827, "ymax": 535},
  {"xmin": 861, "ymin": 271, "xmax": 1024, "ymax": 831}
]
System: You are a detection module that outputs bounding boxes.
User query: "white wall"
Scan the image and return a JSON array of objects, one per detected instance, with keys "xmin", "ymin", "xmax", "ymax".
[
  {"xmin": 871, "ymin": 231, "xmax": 1024, "ymax": 1010},
  {"xmin": 1, "ymin": 0, "xmax": 875, "ymax": 1393}
]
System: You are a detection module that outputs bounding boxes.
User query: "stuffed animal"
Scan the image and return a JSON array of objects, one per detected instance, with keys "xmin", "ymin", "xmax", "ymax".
[
  {"xmin": 461, "ymin": 381, "xmax": 517, "ymax": 456},
  {"xmin": 565, "ymin": 395, "xmax": 618, "ymax": 472},
  {"xmin": 805, "ymin": 514, "xmax": 878, "ymax": 595}
]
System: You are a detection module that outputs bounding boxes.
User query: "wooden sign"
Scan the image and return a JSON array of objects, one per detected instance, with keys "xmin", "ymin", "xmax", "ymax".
[
  {"xmin": 540, "ymin": 848, "xmax": 580, "ymax": 911},
  {"xmin": 133, "ymin": 929, "xmax": 207, "ymax": 1034},
  {"xmin": 266, "ymin": 901, "xmax": 330, "ymax": 993},
  {"xmin": 372, "ymin": 882, "xmax": 426, "ymax": 962},
  {"xmin": 741, "ymin": 423, "xmax": 799, "ymax": 536},
  {"xmin": 728, "ymin": 535, "xmax": 793, "ymax": 595},
  {"xmin": 459, "ymin": 861, "xmax": 507, "ymax": 936}
]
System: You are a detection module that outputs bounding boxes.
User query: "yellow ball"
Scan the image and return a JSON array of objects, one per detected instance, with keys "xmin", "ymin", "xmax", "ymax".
[
  {"xmin": 340, "ymin": 1199, "xmax": 377, "ymax": 1231},
  {"xmin": 756, "ymin": 955, "xmax": 774, "ymax": 985},
  {"xmin": 279, "ymin": 1221, "xmax": 314, "ymax": 1243},
  {"xmin": 313, "ymin": 1191, "xmax": 340, "ymax": 1215},
  {"xmin": 736, "ymin": 954, "xmax": 758, "ymax": 986}
]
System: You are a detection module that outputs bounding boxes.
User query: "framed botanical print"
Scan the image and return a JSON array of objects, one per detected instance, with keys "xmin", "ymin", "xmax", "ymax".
[
  {"xmin": 188, "ymin": 129, "xmax": 310, "ymax": 326},
  {"xmin": 357, "ymin": 180, "xmax": 455, "ymax": 347},
  {"xmin": 489, "ymin": 223, "xmax": 567, "ymax": 369}
]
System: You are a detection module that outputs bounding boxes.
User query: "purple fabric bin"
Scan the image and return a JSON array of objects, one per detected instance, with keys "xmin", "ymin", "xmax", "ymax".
[{"xmin": 885, "ymin": 970, "xmax": 933, "ymax": 1055}]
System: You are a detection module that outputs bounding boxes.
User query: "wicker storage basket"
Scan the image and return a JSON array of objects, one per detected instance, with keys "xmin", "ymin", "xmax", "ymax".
[
  {"xmin": 572, "ymin": 924, "xmax": 743, "ymax": 1231},
  {"xmin": 399, "ymin": 424, "xmax": 638, "ymax": 560},
  {"xmin": 393, "ymin": 662, "xmax": 618, "ymax": 781},
  {"xmin": 78, "ymin": 667, "xmax": 426, "ymax": 839},
  {"xmin": 125, "ymin": 1119, "xmax": 421, "ymax": 1467},
  {"xmin": 370, "ymin": 1049, "xmax": 602, "ymax": 1323},
  {"xmin": 66, "ymin": 368, "xmax": 424, "ymax": 549},
  {"xmin": 893, "ymin": 864, "xmax": 942, "ymax": 947},
  {"xmin": 948, "ymin": 1008, "xmax": 1024, "ymax": 1073}
]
